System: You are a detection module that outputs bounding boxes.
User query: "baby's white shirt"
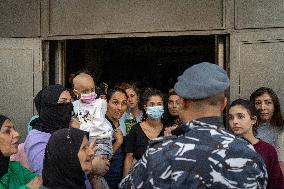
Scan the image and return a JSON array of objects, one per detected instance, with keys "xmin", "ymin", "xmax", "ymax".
[{"xmin": 73, "ymin": 98, "xmax": 113, "ymax": 138}]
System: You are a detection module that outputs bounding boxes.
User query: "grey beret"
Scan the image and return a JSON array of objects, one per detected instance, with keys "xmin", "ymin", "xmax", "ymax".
[{"xmin": 174, "ymin": 62, "xmax": 230, "ymax": 99}]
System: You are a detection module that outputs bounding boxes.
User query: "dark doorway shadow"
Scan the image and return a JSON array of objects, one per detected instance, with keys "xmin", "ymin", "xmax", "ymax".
[{"xmin": 65, "ymin": 35, "xmax": 215, "ymax": 92}]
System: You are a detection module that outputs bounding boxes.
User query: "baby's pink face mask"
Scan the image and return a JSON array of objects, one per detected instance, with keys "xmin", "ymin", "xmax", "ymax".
[{"xmin": 80, "ymin": 91, "xmax": 97, "ymax": 104}]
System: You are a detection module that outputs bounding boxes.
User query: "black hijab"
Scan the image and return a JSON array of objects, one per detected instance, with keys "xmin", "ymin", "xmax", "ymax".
[
  {"xmin": 0, "ymin": 115, "xmax": 10, "ymax": 179},
  {"xmin": 43, "ymin": 128, "xmax": 88, "ymax": 189},
  {"xmin": 31, "ymin": 84, "xmax": 73, "ymax": 133},
  {"xmin": 34, "ymin": 89, "xmax": 42, "ymax": 113}
]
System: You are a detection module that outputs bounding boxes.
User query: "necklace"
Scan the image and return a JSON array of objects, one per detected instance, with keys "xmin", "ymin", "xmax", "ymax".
[{"xmin": 142, "ymin": 121, "xmax": 163, "ymax": 139}]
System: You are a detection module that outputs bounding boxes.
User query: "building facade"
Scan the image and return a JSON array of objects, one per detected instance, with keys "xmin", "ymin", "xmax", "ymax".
[{"xmin": 1, "ymin": 0, "xmax": 284, "ymax": 138}]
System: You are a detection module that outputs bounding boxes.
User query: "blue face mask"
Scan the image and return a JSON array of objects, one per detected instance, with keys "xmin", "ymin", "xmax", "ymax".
[{"xmin": 146, "ymin": 106, "xmax": 164, "ymax": 120}]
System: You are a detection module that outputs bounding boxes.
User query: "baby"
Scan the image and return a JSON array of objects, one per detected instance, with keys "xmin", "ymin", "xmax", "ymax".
[{"xmin": 72, "ymin": 73, "xmax": 113, "ymax": 158}]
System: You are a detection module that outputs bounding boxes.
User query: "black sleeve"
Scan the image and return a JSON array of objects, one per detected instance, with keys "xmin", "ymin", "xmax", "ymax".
[{"xmin": 125, "ymin": 123, "xmax": 140, "ymax": 153}]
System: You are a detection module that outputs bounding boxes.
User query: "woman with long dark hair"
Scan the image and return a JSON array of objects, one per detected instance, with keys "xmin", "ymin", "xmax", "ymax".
[
  {"xmin": 250, "ymin": 87, "xmax": 284, "ymax": 146},
  {"xmin": 250, "ymin": 87, "xmax": 284, "ymax": 174},
  {"xmin": 228, "ymin": 99, "xmax": 284, "ymax": 189}
]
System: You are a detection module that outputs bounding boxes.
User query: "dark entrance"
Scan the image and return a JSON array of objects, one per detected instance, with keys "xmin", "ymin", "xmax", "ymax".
[{"xmin": 65, "ymin": 35, "xmax": 216, "ymax": 92}]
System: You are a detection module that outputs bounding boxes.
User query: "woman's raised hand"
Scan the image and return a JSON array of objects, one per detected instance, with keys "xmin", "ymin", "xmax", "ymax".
[{"xmin": 26, "ymin": 176, "xmax": 42, "ymax": 189}]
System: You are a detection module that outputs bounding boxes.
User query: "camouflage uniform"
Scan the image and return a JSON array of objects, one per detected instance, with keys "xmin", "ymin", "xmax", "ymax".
[{"xmin": 119, "ymin": 117, "xmax": 267, "ymax": 189}]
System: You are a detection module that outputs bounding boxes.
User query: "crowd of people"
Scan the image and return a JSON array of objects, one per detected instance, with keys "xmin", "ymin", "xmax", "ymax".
[{"xmin": 1, "ymin": 62, "xmax": 284, "ymax": 188}]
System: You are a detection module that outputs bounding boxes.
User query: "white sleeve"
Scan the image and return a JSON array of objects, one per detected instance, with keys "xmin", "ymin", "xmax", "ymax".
[
  {"xmin": 93, "ymin": 99, "xmax": 107, "ymax": 121},
  {"xmin": 89, "ymin": 99, "xmax": 111, "ymax": 137},
  {"xmin": 72, "ymin": 100, "xmax": 79, "ymax": 116},
  {"xmin": 80, "ymin": 122, "xmax": 92, "ymax": 133}
]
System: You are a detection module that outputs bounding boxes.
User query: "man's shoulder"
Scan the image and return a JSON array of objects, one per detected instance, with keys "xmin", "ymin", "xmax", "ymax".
[
  {"xmin": 136, "ymin": 122, "xmax": 267, "ymax": 189},
  {"xmin": 148, "ymin": 135, "xmax": 176, "ymax": 149},
  {"xmin": 148, "ymin": 121, "xmax": 255, "ymax": 159},
  {"xmin": 158, "ymin": 120, "xmax": 235, "ymax": 144},
  {"xmin": 186, "ymin": 120, "xmax": 253, "ymax": 147},
  {"xmin": 189, "ymin": 120, "xmax": 230, "ymax": 134},
  {"xmin": 172, "ymin": 120, "xmax": 234, "ymax": 139}
]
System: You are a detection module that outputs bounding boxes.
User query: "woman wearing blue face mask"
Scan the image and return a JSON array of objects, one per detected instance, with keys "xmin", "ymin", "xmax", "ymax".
[{"xmin": 123, "ymin": 88, "xmax": 165, "ymax": 177}]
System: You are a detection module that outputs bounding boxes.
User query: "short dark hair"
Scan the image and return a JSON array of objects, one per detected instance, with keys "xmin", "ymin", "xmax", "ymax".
[
  {"xmin": 116, "ymin": 82, "xmax": 141, "ymax": 98},
  {"xmin": 116, "ymin": 82, "xmax": 142, "ymax": 109},
  {"xmin": 168, "ymin": 88, "xmax": 177, "ymax": 96},
  {"xmin": 106, "ymin": 87, "xmax": 127, "ymax": 102},
  {"xmin": 141, "ymin": 88, "xmax": 164, "ymax": 106},
  {"xmin": 250, "ymin": 87, "xmax": 283, "ymax": 126},
  {"xmin": 165, "ymin": 89, "xmax": 178, "ymax": 106},
  {"xmin": 229, "ymin": 98, "xmax": 258, "ymax": 135},
  {"xmin": 140, "ymin": 88, "xmax": 164, "ymax": 120}
]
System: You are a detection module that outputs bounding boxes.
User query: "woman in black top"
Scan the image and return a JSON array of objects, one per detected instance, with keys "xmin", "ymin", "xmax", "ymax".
[{"xmin": 123, "ymin": 88, "xmax": 165, "ymax": 177}]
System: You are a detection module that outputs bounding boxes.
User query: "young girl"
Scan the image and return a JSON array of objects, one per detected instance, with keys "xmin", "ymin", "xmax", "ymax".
[{"xmin": 228, "ymin": 98, "xmax": 284, "ymax": 189}]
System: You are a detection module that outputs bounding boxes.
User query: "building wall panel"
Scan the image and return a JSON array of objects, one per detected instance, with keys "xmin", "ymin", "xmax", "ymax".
[
  {"xmin": 48, "ymin": 0, "xmax": 225, "ymax": 36},
  {"xmin": 0, "ymin": 39, "xmax": 42, "ymax": 140},
  {"xmin": 0, "ymin": 0, "xmax": 40, "ymax": 37},
  {"xmin": 235, "ymin": 0, "xmax": 284, "ymax": 29},
  {"xmin": 230, "ymin": 29, "xmax": 284, "ymax": 111}
]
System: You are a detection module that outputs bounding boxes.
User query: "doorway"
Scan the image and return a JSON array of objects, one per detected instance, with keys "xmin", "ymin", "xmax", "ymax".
[
  {"xmin": 64, "ymin": 35, "xmax": 223, "ymax": 92},
  {"xmin": 46, "ymin": 35, "xmax": 227, "ymax": 93}
]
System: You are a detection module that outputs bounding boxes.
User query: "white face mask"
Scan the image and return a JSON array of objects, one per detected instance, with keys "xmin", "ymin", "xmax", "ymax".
[{"xmin": 146, "ymin": 106, "xmax": 164, "ymax": 119}]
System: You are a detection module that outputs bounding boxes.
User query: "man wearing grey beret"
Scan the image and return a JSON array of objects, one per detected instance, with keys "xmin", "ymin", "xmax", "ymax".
[{"xmin": 120, "ymin": 62, "xmax": 267, "ymax": 189}]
